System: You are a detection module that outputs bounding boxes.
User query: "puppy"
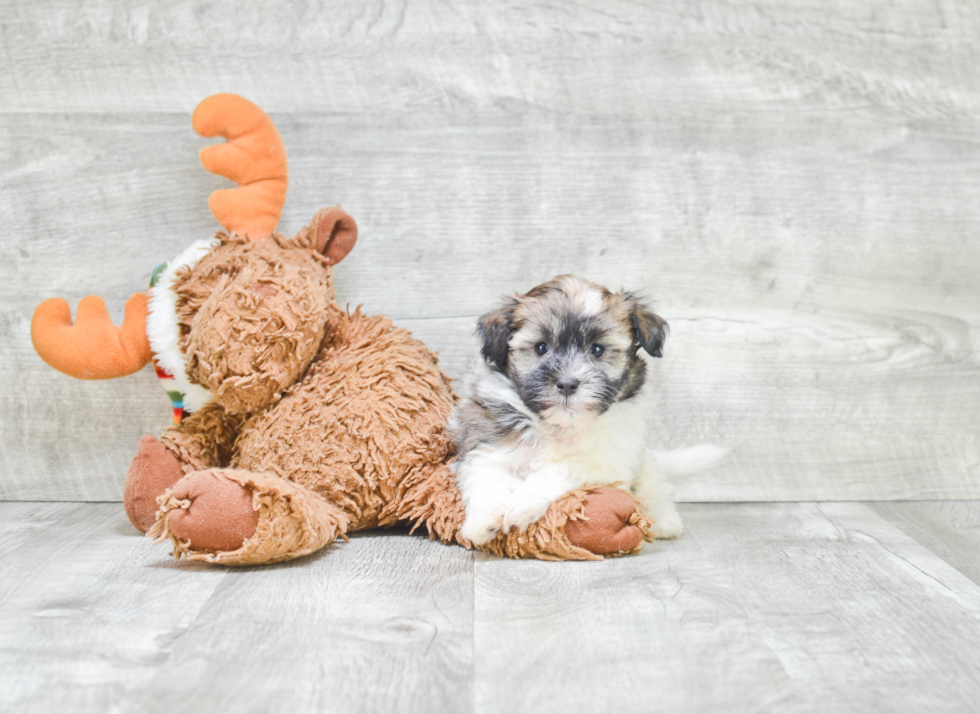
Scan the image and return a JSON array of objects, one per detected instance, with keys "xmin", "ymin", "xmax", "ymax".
[{"xmin": 449, "ymin": 274, "xmax": 688, "ymax": 547}]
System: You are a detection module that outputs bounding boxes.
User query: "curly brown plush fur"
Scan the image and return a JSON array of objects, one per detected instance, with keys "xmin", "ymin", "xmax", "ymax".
[{"xmin": 141, "ymin": 212, "xmax": 465, "ymax": 564}]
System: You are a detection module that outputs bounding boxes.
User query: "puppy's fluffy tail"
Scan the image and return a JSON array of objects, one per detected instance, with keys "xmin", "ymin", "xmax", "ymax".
[{"xmin": 650, "ymin": 445, "xmax": 728, "ymax": 481}]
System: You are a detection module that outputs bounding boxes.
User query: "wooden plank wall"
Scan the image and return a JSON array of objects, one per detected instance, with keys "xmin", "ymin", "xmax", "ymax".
[{"xmin": 1, "ymin": 0, "xmax": 978, "ymax": 501}]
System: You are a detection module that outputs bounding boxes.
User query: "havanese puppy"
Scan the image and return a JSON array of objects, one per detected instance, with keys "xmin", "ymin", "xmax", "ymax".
[{"xmin": 450, "ymin": 274, "xmax": 720, "ymax": 547}]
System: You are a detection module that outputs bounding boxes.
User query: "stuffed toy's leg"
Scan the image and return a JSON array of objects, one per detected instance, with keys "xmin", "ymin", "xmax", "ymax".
[
  {"xmin": 124, "ymin": 435, "xmax": 185, "ymax": 533},
  {"xmin": 148, "ymin": 469, "xmax": 350, "ymax": 565},
  {"xmin": 123, "ymin": 404, "xmax": 245, "ymax": 533},
  {"xmin": 480, "ymin": 485, "xmax": 653, "ymax": 561},
  {"xmin": 391, "ymin": 462, "xmax": 469, "ymax": 547}
]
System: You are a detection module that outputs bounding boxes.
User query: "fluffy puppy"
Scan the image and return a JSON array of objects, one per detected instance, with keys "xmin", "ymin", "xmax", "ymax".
[{"xmin": 449, "ymin": 274, "xmax": 686, "ymax": 547}]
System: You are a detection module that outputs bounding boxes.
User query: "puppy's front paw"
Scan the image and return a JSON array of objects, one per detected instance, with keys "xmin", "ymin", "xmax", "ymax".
[
  {"xmin": 502, "ymin": 495, "xmax": 551, "ymax": 534},
  {"xmin": 460, "ymin": 512, "xmax": 505, "ymax": 546},
  {"xmin": 648, "ymin": 507, "xmax": 685, "ymax": 540}
]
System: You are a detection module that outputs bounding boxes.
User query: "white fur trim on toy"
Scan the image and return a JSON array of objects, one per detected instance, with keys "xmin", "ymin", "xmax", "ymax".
[{"xmin": 146, "ymin": 237, "xmax": 220, "ymax": 413}]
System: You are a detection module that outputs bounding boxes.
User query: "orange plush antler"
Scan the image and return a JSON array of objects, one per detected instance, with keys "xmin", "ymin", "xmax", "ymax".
[
  {"xmin": 31, "ymin": 293, "xmax": 152, "ymax": 379},
  {"xmin": 192, "ymin": 94, "xmax": 289, "ymax": 239}
]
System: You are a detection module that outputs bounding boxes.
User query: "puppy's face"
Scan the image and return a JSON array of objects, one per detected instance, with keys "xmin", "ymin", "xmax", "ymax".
[{"xmin": 478, "ymin": 275, "xmax": 667, "ymax": 427}]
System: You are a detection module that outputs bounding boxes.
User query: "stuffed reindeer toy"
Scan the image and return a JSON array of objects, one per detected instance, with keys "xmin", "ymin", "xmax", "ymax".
[{"xmin": 30, "ymin": 94, "xmax": 649, "ymax": 564}]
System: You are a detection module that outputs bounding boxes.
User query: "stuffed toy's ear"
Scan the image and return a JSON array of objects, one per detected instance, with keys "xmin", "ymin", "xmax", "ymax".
[
  {"xmin": 314, "ymin": 208, "xmax": 358, "ymax": 265},
  {"xmin": 477, "ymin": 297, "xmax": 518, "ymax": 372},
  {"xmin": 629, "ymin": 298, "xmax": 669, "ymax": 358}
]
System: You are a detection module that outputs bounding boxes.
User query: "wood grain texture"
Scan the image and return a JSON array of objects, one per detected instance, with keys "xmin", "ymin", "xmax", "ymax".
[
  {"xmin": 474, "ymin": 501, "xmax": 980, "ymax": 714},
  {"xmin": 0, "ymin": 503, "xmax": 472, "ymax": 714},
  {"xmin": 0, "ymin": 503, "xmax": 228, "ymax": 714},
  {"xmin": 6, "ymin": 501, "xmax": 980, "ymax": 713},
  {"xmin": 2, "ymin": 0, "xmax": 979, "ymax": 501},
  {"xmin": 119, "ymin": 530, "xmax": 474, "ymax": 714},
  {"xmin": 1, "ymin": 0, "xmax": 978, "ymax": 115},
  {"xmin": 868, "ymin": 501, "xmax": 980, "ymax": 586}
]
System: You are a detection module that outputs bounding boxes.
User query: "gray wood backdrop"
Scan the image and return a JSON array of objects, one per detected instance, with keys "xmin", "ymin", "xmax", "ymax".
[{"xmin": 2, "ymin": 0, "xmax": 978, "ymax": 503}]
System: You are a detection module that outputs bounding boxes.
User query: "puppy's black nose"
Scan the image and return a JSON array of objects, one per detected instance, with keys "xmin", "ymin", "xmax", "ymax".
[{"xmin": 556, "ymin": 378, "xmax": 580, "ymax": 396}]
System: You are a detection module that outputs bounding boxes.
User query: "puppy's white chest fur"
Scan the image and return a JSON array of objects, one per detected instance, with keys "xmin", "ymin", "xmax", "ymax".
[{"xmin": 511, "ymin": 398, "xmax": 646, "ymax": 486}]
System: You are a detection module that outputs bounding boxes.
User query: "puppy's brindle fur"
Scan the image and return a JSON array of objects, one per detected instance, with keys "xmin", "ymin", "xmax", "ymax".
[{"xmin": 450, "ymin": 275, "xmax": 683, "ymax": 546}]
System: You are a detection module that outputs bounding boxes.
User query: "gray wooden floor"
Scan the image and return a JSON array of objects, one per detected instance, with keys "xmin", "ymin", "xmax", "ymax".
[
  {"xmin": 2, "ymin": 1, "xmax": 979, "ymax": 711},
  {"xmin": 2, "ymin": 501, "xmax": 980, "ymax": 713}
]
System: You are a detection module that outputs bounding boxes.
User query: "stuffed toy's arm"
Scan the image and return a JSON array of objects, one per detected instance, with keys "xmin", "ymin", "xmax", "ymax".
[
  {"xmin": 159, "ymin": 403, "xmax": 247, "ymax": 473},
  {"xmin": 481, "ymin": 485, "xmax": 652, "ymax": 561}
]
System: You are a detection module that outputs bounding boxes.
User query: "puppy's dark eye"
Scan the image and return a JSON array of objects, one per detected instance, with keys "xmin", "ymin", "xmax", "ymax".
[
  {"xmin": 590, "ymin": 343, "xmax": 605, "ymax": 358},
  {"xmin": 534, "ymin": 342, "xmax": 549, "ymax": 356}
]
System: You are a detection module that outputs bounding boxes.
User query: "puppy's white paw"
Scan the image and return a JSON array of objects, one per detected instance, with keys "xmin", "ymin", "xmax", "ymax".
[
  {"xmin": 502, "ymin": 495, "xmax": 551, "ymax": 534},
  {"xmin": 649, "ymin": 514, "xmax": 684, "ymax": 539},
  {"xmin": 641, "ymin": 494, "xmax": 685, "ymax": 539},
  {"xmin": 460, "ymin": 512, "xmax": 505, "ymax": 546}
]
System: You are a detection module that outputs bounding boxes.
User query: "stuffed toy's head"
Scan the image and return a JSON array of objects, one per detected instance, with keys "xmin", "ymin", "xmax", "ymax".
[{"xmin": 31, "ymin": 94, "xmax": 357, "ymax": 419}]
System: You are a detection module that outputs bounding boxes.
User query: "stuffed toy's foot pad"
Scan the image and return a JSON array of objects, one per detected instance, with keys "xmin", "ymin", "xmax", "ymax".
[
  {"xmin": 564, "ymin": 487, "xmax": 645, "ymax": 555},
  {"xmin": 165, "ymin": 471, "xmax": 260, "ymax": 552},
  {"xmin": 124, "ymin": 436, "xmax": 185, "ymax": 533}
]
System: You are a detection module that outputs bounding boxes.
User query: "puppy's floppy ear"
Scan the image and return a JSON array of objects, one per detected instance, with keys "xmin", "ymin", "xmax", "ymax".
[
  {"xmin": 477, "ymin": 296, "xmax": 518, "ymax": 372},
  {"xmin": 628, "ymin": 297, "xmax": 669, "ymax": 358}
]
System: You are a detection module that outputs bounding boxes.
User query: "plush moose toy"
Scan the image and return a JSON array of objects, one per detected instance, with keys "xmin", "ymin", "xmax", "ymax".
[{"xmin": 30, "ymin": 94, "xmax": 649, "ymax": 564}]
